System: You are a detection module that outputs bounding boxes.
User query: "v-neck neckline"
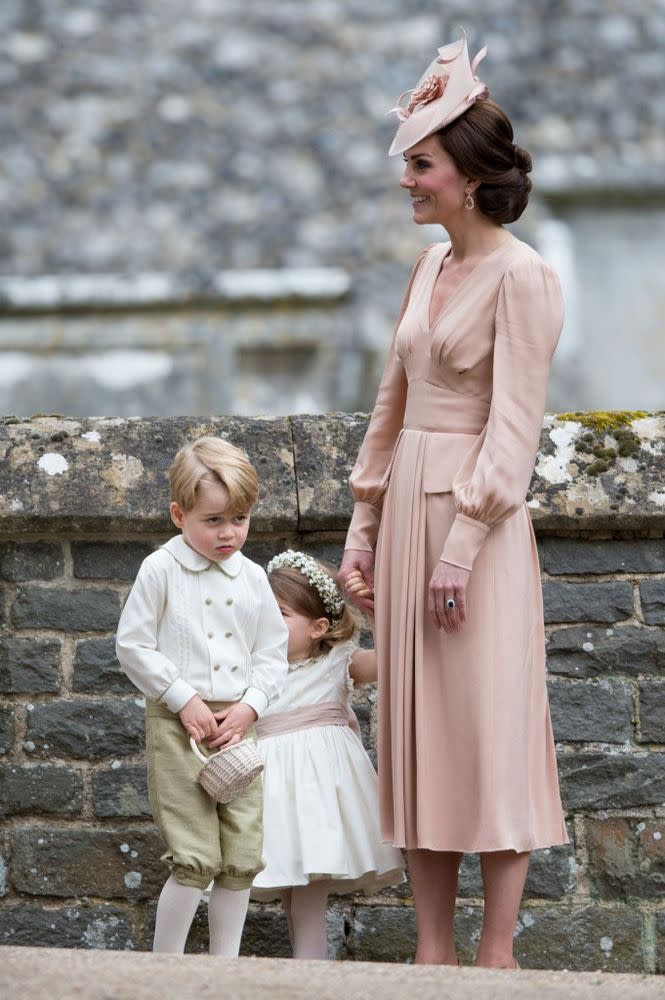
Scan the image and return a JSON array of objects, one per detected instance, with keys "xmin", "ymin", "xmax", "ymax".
[{"xmin": 426, "ymin": 238, "xmax": 516, "ymax": 330}]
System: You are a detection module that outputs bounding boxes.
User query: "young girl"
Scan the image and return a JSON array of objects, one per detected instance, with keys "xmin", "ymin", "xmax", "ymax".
[{"xmin": 252, "ymin": 550, "xmax": 404, "ymax": 959}]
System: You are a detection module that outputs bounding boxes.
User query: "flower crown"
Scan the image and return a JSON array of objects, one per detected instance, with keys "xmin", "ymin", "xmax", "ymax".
[{"xmin": 266, "ymin": 550, "xmax": 345, "ymax": 624}]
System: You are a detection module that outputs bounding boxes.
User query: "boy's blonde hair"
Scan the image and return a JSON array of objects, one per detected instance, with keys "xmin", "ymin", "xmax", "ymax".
[
  {"xmin": 169, "ymin": 436, "xmax": 259, "ymax": 513},
  {"xmin": 268, "ymin": 559, "xmax": 359, "ymax": 656}
]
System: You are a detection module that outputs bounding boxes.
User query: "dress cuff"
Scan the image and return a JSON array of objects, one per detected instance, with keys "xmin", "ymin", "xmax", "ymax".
[
  {"xmin": 440, "ymin": 513, "xmax": 491, "ymax": 572},
  {"xmin": 160, "ymin": 677, "xmax": 199, "ymax": 714},
  {"xmin": 345, "ymin": 501, "xmax": 382, "ymax": 553},
  {"xmin": 241, "ymin": 687, "xmax": 269, "ymax": 718}
]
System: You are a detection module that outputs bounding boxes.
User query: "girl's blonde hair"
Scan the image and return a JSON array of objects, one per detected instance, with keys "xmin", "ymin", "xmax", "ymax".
[
  {"xmin": 169, "ymin": 436, "xmax": 259, "ymax": 513},
  {"xmin": 268, "ymin": 559, "xmax": 359, "ymax": 656}
]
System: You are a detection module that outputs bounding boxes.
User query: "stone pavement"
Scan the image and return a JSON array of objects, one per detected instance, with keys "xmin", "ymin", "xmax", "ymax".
[{"xmin": 1, "ymin": 948, "xmax": 663, "ymax": 1000}]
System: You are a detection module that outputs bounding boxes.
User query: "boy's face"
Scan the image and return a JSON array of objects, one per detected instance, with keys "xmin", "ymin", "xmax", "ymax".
[{"xmin": 170, "ymin": 481, "xmax": 250, "ymax": 562}]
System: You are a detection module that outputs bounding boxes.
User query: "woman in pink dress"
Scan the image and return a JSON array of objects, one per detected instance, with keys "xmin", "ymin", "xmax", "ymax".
[{"xmin": 339, "ymin": 32, "xmax": 568, "ymax": 969}]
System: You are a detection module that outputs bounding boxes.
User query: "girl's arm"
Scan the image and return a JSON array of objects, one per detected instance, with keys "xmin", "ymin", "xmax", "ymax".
[{"xmin": 349, "ymin": 647, "xmax": 377, "ymax": 685}]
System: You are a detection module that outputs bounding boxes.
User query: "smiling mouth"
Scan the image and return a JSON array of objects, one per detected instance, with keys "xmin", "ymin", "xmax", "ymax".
[{"xmin": 411, "ymin": 196, "xmax": 427, "ymax": 205}]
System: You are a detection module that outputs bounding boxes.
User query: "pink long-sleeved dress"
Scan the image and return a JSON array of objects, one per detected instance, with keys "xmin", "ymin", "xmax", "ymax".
[{"xmin": 345, "ymin": 237, "xmax": 569, "ymax": 852}]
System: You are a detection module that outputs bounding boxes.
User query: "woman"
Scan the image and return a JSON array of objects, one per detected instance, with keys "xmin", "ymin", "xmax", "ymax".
[{"xmin": 339, "ymin": 31, "xmax": 568, "ymax": 969}]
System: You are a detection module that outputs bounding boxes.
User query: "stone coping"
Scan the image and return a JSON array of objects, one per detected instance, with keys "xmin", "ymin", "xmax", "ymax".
[
  {"xmin": 0, "ymin": 947, "xmax": 663, "ymax": 1000},
  {"xmin": 0, "ymin": 269, "xmax": 351, "ymax": 313},
  {"xmin": 0, "ymin": 412, "xmax": 663, "ymax": 534}
]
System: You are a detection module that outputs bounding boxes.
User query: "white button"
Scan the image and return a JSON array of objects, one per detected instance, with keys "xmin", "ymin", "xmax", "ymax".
[
  {"xmin": 205, "ymin": 598, "xmax": 212, "ymax": 606},
  {"xmin": 226, "ymin": 598, "xmax": 233, "ymax": 606},
  {"xmin": 231, "ymin": 665, "xmax": 239, "ymax": 672},
  {"xmin": 213, "ymin": 664, "xmax": 220, "ymax": 672},
  {"xmin": 207, "ymin": 632, "xmax": 214, "ymax": 639},
  {"xmin": 225, "ymin": 632, "xmax": 232, "ymax": 639}
]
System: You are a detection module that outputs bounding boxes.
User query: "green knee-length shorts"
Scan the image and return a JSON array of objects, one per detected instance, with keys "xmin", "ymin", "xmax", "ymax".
[{"xmin": 145, "ymin": 700, "xmax": 264, "ymax": 890}]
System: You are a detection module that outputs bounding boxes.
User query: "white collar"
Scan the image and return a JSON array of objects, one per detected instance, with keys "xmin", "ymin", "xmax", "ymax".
[{"xmin": 162, "ymin": 535, "xmax": 244, "ymax": 578}]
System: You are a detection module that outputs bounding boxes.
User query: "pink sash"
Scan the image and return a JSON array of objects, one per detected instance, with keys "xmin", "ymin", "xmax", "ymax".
[{"xmin": 255, "ymin": 701, "xmax": 349, "ymax": 739}]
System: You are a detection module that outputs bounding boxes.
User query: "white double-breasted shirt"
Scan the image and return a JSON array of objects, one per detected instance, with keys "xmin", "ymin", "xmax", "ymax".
[{"xmin": 115, "ymin": 535, "xmax": 288, "ymax": 716}]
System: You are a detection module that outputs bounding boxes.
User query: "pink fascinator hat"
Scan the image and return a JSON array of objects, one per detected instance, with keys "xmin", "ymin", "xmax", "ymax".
[{"xmin": 387, "ymin": 29, "xmax": 489, "ymax": 157}]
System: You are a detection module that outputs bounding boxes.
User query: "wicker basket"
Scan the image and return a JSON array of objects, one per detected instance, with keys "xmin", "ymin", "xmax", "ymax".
[{"xmin": 189, "ymin": 736, "xmax": 264, "ymax": 804}]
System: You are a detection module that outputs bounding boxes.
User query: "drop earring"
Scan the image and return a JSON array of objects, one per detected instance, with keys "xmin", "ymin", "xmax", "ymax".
[{"xmin": 464, "ymin": 189, "xmax": 475, "ymax": 210}]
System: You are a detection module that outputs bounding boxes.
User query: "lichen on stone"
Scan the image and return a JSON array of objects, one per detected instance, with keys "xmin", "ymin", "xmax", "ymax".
[{"xmin": 554, "ymin": 411, "xmax": 648, "ymax": 476}]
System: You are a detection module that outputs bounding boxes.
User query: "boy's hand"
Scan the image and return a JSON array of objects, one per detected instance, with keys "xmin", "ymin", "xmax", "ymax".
[
  {"xmin": 179, "ymin": 694, "xmax": 219, "ymax": 742},
  {"xmin": 208, "ymin": 702, "xmax": 258, "ymax": 748}
]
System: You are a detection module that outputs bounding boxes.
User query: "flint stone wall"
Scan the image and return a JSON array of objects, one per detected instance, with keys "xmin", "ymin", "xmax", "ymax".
[{"xmin": 1, "ymin": 411, "xmax": 664, "ymax": 970}]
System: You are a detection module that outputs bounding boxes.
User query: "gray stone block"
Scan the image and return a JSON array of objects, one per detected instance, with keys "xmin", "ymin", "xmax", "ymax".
[
  {"xmin": 586, "ymin": 817, "xmax": 665, "ymax": 901},
  {"xmin": 543, "ymin": 582, "xmax": 633, "ymax": 624},
  {"xmin": 541, "ymin": 538, "xmax": 665, "ymax": 575},
  {"xmin": 0, "ymin": 903, "xmax": 136, "ymax": 950},
  {"xmin": 513, "ymin": 904, "xmax": 643, "ymax": 971},
  {"xmin": 26, "ymin": 699, "xmax": 144, "ymax": 759},
  {"xmin": 0, "ymin": 636, "xmax": 61, "ymax": 693},
  {"xmin": 0, "ymin": 706, "xmax": 13, "ymax": 756},
  {"xmin": 640, "ymin": 579, "xmax": 665, "ymax": 624},
  {"xmin": 0, "ymin": 543, "xmax": 64, "ymax": 581},
  {"xmin": 72, "ymin": 542, "xmax": 154, "ymax": 581},
  {"xmin": 0, "ymin": 417, "xmax": 297, "ymax": 535},
  {"xmin": 350, "ymin": 905, "xmax": 416, "ymax": 963},
  {"xmin": 0, "ymin": 844, "xmax": 7, "ymax": 896},
  {"xmin": 657, "ymin": 910, "xmax": 665, "ymax": 973},
  {"xmin": 73, "ymin": 637, "xmax": 134, "ymax": 694},
  {"xmin": 548, "ymin": 679, "xmax": 633, "ymax": 743},
  {"xmin": 0, "ymin": 764, "xmax": 83, "ymax": 818},
  {"xmin": 547, "ymin": 624, "xmax": 665, "ymax": 678},
  {"xmin": 291, "ymin": 413, "xmax": 367, "ymax": 530},
  {"xmin": 239, "ymin": 906, "xmax": 294, "ymax": 959},
  {"xmin": 11, "ymin": 827, "xmax": 164, "ymax": 899},
  {"xmin": 93, "ymin": 765, "xmax": 150, "ymax": 818},
  {"xmin": 638, "ymin": 680, "xmax": 665, "ymax": 742},
  {"xmin": 458, "ymin": 843, "xmax": 574, "ymax": 901},
  {"xmin": 12, "ymin": 586, "xmax": 121, "ymax": 631},
  {"xmin": 558, "ymin": 751, "xmax": 665, "ymax": 809}
]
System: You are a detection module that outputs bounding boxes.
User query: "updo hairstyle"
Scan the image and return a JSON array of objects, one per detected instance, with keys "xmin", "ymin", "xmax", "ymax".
[{"xmin": 437, "ymin": 99, "xmax": 532, "ymax": 224}]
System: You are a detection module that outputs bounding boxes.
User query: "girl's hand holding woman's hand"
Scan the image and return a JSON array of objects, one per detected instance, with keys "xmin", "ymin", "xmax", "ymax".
[
  {"xmin": 428, "ymin": 561, "xmax": 471, "ymax": 633},
  {"xmin": 339, "ymin": 549, "xmax": 375, "ymax": 614}
]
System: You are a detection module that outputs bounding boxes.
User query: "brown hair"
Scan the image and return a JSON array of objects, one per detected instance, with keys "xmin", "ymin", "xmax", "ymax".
[
  {"xmin": 168, "ymin": 436, "xmax": 259, "ymax": 513},
  {"xmin": 437, "ymin": 99, "xmax": 532, "ymax": 224},
  {"xmin": 268, "ymin": 561, "xmax": 359, "ymax": 656}
]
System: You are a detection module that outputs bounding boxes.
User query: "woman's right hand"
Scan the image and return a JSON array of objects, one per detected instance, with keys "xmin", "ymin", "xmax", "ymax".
[{"xmin": 339, "ymin": 549, "xmax": 375, "ymax": 614}]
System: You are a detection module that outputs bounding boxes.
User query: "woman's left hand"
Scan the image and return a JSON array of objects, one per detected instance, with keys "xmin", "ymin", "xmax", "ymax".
[{"xmin": 428, "ymin": 561, "xmax": 471, "ymax": 633}]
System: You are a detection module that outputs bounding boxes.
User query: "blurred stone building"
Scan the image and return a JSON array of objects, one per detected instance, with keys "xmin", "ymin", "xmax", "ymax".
[{"xmin": 0, "ymin": 1, "xmax": 663, "ymax": 417}]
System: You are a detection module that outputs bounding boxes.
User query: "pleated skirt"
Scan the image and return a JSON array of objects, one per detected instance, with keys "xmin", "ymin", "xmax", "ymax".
[{"xmin": 374, "ymin": 429, "xmax": 569, "ymax": 853}]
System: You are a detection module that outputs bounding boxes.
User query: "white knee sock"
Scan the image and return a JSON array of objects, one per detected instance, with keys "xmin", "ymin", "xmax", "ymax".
[
  {"xmin": 207, "ymin": 884, "xmax": 251, "ymax": 957},
  {"xmin": 289, "ymin": 882, "xmax": 330, "ymax": 960},
  {"xmin": 153, "ymin": 874, "xmax": 203, "ymax": 953}
]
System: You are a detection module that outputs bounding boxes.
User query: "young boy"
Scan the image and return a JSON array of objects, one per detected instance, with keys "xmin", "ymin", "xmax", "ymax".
[{"xmin": 116, "ymin": 436, "xmax": 288, "ymax": 955}]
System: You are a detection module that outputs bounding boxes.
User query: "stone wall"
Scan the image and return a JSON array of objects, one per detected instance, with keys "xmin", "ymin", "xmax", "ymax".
[{"xmin": 1, "ymin": 411, "xmax": 665, "ymax": 971}]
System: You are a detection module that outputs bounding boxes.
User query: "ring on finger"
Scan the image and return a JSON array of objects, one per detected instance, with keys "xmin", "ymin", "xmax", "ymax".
[{"xmin": 445, "ymin": 597, "xmax": 456, "ymax": 611}]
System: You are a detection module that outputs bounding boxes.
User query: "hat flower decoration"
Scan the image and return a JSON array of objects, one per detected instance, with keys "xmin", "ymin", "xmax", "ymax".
[{"xmin": 386, "ymin": 28, "xmax": 490, "ymax": 157}]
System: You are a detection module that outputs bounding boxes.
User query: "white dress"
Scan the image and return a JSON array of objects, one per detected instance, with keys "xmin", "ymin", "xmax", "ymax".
[{"xmin": 252, "ymin": 640, "xmax": 404, "ymax": 898}]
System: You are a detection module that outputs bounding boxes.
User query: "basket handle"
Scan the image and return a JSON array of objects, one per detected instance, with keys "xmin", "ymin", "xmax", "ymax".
[{"xmin": 189, "ymin": 735, "xmax": 209, "ymax": 763}]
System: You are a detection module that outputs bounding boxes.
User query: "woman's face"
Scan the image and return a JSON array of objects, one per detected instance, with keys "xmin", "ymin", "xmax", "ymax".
[{"xmin": 400, "ymin": 136, "xmax": 470, "ymax": 226}]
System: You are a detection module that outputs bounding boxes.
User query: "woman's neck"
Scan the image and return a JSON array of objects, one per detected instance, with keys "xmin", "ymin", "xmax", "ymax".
[{"xmin": 444, "ymin": 217, "xmax": 511, "ymax": 262}]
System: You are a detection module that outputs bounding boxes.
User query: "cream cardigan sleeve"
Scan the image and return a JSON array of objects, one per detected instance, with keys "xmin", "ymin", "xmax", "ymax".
[
  {"xmin": 115, "ymin": 556, "xmax": 198, "ymax": 711},
  {"xmin": 441, "ymin": 254, "xmax": 564, "ymax": 571}
]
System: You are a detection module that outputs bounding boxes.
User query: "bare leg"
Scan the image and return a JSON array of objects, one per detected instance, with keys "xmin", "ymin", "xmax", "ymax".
[
  {"xmin": 288, "ymin": 882, "xmax": 331, "ymax": 960},
  {"xmin": 280, "ymin": 888, "xmax": 295, "ymax": 949},
  {"xmin": 153, "ymin": 874, "xmax": 203, "ymax": 953},
  {"xmin": 476, "ymin": 850, "xmax": 530, "ymax": 968},
  {"xmin": 407, "ymin": 849, "xmax": 463, "ymax": 965},
  {"xmin": 207, "ymin": 884, "xmax": 251, "ymax": 956}
]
